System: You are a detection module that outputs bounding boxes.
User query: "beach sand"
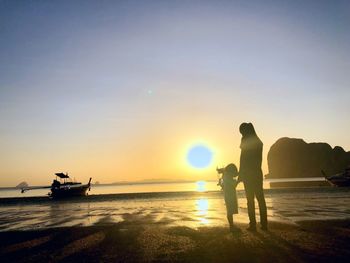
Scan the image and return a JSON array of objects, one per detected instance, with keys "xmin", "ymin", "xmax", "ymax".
[{"xmin": 1, "ymin": 219, "xmax": 349, "ymax": 263}]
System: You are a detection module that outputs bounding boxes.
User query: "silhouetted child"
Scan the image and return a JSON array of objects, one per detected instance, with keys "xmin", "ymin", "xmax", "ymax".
[{"xmin": 218, "ymin": 163, "xmax": 239, "ymax": 232}]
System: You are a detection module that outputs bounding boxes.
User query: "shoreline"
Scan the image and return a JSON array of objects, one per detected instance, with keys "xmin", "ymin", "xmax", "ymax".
[
  {"xmin": 1, "ymin": 186, "xmax": 349, "ymax": 205},
  {"xmin": 1, "ymin": 219, "xmax": 349, "ymax": 262},
  {"xmin": 1, "ymin": 188, "xmax": 350, "ymax": 233}
]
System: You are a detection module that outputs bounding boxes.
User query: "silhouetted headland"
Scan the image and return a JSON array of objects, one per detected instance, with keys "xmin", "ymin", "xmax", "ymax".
[{"xmin": 267, "ymin": 137, "xmax": 350, "ymax": 179}]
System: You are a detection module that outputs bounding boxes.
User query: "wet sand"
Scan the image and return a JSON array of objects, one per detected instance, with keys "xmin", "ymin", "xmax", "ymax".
[
  {"xmin": 2, "ymin": 188, "xmax": 350, "ymax": 231},
  {"xmin": 1, "ymin": 219, "xmax": 349, "ymax": 263}
]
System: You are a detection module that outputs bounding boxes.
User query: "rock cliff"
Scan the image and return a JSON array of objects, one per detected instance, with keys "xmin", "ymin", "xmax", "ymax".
[{"xmin": 267, "ymin": 137, "xmax": 350, "ymax": 178}]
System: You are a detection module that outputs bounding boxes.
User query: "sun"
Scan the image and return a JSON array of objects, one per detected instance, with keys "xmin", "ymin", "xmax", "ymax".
[{"xmin": 187, "ymin": 145, "xmax": 213, "ymax": 169}]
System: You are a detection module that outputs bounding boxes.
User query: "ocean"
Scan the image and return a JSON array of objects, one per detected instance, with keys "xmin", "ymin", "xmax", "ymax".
[
  {"xmin": 0, "ymin": 177, "xmax": 327, "ymax": 198},
  {"xmin": 0, "ymin": 179, "xmax": 349, "ymax": 232}
]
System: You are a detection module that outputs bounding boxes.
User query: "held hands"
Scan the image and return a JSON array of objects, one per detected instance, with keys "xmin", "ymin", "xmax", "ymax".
[{"xmin": 233, "ymin": 180, "xmax": 239, "ymax": 189}]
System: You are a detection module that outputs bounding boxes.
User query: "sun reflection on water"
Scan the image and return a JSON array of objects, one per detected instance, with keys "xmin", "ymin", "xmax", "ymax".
[
  {"xmin": 196, "ymin": 181, "xmax": 207, "ymax": 192},
  {"xmin": 195, "ymin": 198, "xmax": 210, "ymax": 225}
]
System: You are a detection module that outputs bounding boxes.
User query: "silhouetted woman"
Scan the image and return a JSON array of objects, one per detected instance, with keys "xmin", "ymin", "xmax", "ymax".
[{"xmin": 238, "ymin": 123, "xmax": 267, "ymax": 231}]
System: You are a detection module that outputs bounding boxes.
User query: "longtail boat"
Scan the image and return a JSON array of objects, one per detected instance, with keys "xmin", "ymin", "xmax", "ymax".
[
  {"xmin": 21, "ymin": 173, "xmax": 92, "ymax": 199},
  {"xmin": 323, "ymin": 168, "xmax": 350, "ymax": 187}
]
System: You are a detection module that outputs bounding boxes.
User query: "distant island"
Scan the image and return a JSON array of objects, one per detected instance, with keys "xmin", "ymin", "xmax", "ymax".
[
  {"xmin": 16, "ymin": 182, "xmax": 29, "ymax": 188},
  {"xmin": 267, "ymin": 137, "xmax": 350, "ymax": 179}
]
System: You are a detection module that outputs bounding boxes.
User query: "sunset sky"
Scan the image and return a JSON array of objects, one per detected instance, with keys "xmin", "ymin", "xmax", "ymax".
[{"xmin": 1, "ymin": 0, "xmax": 349, "ymax": 186}]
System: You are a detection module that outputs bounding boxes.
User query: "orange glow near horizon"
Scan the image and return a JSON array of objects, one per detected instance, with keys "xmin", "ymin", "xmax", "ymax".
[{"xmin": 0, "ymin": 127, "xmax": 296, "ymax": 187}]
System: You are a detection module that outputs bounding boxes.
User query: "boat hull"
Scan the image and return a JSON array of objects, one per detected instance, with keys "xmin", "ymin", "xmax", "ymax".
[
  {"xmin": 50, "ymin": 184, "xmax": 90, "ymax": 199},
  {"xmin": 326, "ymin": 178, "xmax": 350, "ymax": 187}
]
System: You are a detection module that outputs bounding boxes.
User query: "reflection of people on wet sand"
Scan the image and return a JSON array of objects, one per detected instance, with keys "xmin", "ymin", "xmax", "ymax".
[
  {"xmin": 238, "ymin": 122, "xmax": 268, "ymax": 231},
  {"xmin": 217, "ymin": 163, "xmax": 239, "ymax": 232}
]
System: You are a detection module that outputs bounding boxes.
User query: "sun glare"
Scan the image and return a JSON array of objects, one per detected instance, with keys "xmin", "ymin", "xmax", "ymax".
[{"xmin": 187, "ymin": 145, "xmax": 213, "ymax": 169}]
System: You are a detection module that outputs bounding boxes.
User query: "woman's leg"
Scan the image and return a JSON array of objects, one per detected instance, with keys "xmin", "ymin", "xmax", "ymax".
[
  {"xmin": 255, "ymin": 185, "xmax": 267, "ymax": 229},
  {"xmin": 244, "ymin": 183, "xmax": 256, "ymax": 228},
  {"xmin": 227, "ymin": 214, "xmax": 234, "ymax": 228}
]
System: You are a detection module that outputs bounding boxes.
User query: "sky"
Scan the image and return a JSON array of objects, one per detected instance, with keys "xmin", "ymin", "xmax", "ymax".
[{"xmin": 0, "ymin": 0, "xmax": 349, "ymax": 186}]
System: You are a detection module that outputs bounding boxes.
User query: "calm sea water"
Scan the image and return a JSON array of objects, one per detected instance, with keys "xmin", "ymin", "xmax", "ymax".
[
  {"xmin": 0, "ymin": 181, "xmax": 222, "ymax": 198},
  {"xmin": 0, "ymin": 177, "xmax": 326, "ymax": 198},
  {"xmin": 0, "ymin": 179, "xmax": 349, "ymax": 232}
]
